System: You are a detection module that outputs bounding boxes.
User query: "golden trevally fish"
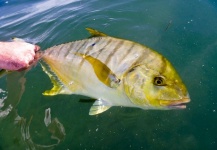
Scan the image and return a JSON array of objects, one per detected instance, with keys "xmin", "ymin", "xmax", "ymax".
[{"xmin": 41, "ymin": 28, "xmax": 190, "ymax": 115}]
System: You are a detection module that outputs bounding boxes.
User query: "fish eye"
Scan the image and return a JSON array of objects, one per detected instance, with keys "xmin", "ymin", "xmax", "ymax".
[{"xmin": 154, "ymin": 76, "xmax": 165, "ymax": 86}]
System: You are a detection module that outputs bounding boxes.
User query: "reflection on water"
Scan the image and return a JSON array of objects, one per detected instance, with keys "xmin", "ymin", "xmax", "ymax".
[
  {"xmin": 0, "ymin": 88, "xmax": 10, "ymax": 118},
  {"xmin": 44, "ymin": 108, "xmax": 51, "ymax": 127},
  {"xmin": 0, "ymin": 0, "xmax": 217, "ymax": 149},
  {"xmin": 0, "ymin": 72, "xmax": 65, "ymax": 149}
]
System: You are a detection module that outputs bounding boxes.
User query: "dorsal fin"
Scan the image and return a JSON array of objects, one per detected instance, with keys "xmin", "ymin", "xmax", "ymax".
[{"xmin": 86, "ymin": 28, "xmax": 108, "ymax": 37}]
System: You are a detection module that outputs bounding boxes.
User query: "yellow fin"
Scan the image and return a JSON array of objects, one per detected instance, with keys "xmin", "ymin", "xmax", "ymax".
[
  {"xmin": 89, "ymin": 99, "xmax": 111, "ymax": 115},
  {"xmin": 41, "ymin": 63, "xmax": 71, "ymax": 96},
  {"xmin": 86, "ymin": 28, "xmax": 107, "ymax": 37},
  {"xmin": 77, "ymin": 54, "xmax": 120, "ymax": 88}
]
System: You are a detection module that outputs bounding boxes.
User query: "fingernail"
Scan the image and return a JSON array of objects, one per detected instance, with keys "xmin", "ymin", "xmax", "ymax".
[{"xmin": 35, "ymin": 45, "xmax": 40, "ymax": 51}]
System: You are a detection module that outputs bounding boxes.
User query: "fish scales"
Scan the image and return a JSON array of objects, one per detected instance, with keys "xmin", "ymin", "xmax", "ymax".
[
  {"xmin": 41, "ymin": 28, "xmax": 190, "ymax": 115},
  {"xmin": 77, "ymin": 38, "xmax": 105, "ymax": 70},
  {"xmin": 63, "ymin": 42, "xmax": 75, "ymax": 58},
  {"xmin": 43, "ymin": 36, "xmax": 166, "ymax": 95},
  {"xmin": 44, "ymin": 37, "xmax": 152, "ymax": 77}
]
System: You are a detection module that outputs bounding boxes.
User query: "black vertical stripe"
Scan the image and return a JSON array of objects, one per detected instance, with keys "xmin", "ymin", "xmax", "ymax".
[
  {"xmin": 64, "ymin": 42, "xmax": 74, "ymax": 58},
  {"xmin": 104, "ymin": 40, "xmax": 124, "ymax": 65},
  {"xmin": 78, "ymin": 37, "xmax": 113, "ymax": 71},
  {"xmin": 77, "ymin": 38, "xmax": 100, "ymax": 69},
  {"xmin": 84, "ymin": 37, "xmax": 101, "ymax": 56},
  {"xmin": 119, "ymin": 43, "xmax": 135, "ymax": 64},
  {"xmin": 74, "ymin": 40, "xmax": 88, "ymax": 54},
  {"xmin": 57, "ymin": 44, "xmax": 65, "ymax": 58},
  {"xmin": 95, "ymin": 38, "xmax": 113, "ymax": 57},
  {"xmin": 127, "ymin": 53, "xmax": 145, "ymax": 71}
]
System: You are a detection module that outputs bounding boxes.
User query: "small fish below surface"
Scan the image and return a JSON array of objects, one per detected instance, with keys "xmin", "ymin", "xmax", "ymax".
[{"xmin": 41, "ymin": 28, "xmax": 190, "ymax": 115}]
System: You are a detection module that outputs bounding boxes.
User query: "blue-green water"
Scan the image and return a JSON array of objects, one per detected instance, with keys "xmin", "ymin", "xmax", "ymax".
[{"xmin": 0, "ymin": 0, "xmax": 217, "ymax": 149}]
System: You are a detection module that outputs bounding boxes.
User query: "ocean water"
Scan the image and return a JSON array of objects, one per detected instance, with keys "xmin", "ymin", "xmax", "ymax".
[{"xmin": 0, "ymin": 0, "xmax": 217, "ymax": 149}]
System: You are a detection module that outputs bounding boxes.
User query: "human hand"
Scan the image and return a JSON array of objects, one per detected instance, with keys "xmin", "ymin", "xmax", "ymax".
[{"xmin": 0, "ymin": 41, "xmax": 40, "ymax": 71}]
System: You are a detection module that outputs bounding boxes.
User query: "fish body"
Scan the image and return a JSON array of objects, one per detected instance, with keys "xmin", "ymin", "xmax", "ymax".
[{"xmin": 41, "ymin": 28, "xmax": 190, "ymax": 115}]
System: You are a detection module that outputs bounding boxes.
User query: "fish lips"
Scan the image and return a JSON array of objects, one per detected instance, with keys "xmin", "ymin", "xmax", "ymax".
[{"xmin": 160, "ymin": 97, "xmax": 190, "ymax": 109}]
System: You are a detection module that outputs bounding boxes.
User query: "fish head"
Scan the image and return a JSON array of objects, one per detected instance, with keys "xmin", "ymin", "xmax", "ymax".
[{"xmin": 123, "ymin": 55, "xmax": 190, "ymax": 110}]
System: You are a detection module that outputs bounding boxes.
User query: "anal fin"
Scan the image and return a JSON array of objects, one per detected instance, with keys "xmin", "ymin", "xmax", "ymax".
[
  {"xmin": 41, "ymin": 63, "xmax": 72, "ymax": 96},
  {"xmin": 89, "ymin": 99, "xmax": 111, "ymax": 115}
]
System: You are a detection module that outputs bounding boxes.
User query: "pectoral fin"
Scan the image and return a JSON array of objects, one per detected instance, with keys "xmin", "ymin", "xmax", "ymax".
[
  {"xmin": 76, "ymin": 54, "xmax": 120, "ymax": 88},
  {"xmin": 41, "ymin": 63, "xmax": 71, "ymax": 96},
  {"xmin": 89, "ymin": 99, "xmax": 111, "ymax": 115}
]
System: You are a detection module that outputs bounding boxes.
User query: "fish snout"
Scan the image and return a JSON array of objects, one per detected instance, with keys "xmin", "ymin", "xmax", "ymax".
[{"xmin": 160, "ymin": 94, "xmax": 190, "ymax": 109}]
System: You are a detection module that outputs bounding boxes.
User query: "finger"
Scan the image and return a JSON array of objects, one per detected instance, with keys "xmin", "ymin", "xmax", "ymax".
[{"xmin": 34, "ymin": 45, "xmax": 40, "ymax": 52}]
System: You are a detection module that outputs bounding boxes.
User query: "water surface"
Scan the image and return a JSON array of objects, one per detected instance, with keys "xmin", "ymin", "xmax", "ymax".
[{"xmin": 0, "ymin": 0, "xmax": 217, "ymax": 149}]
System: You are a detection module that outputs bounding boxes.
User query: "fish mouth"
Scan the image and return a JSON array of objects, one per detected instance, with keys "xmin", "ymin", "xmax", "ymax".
[{"xmin": 160, "ymin": 97, "xmax": 190, "ymax": 109}]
